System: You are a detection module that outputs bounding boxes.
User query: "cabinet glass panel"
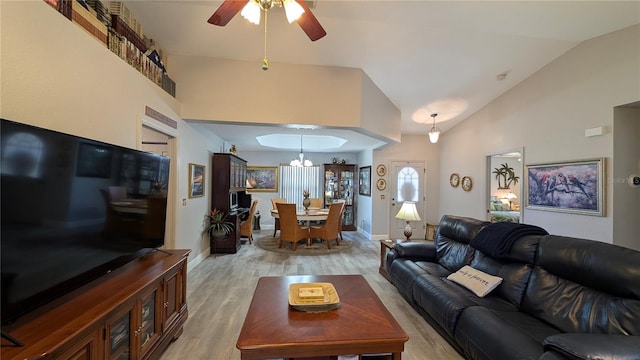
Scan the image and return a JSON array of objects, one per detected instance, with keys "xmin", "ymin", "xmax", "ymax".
[
  {"xmin": 140, "ymin": 292, "xmax": 157, "ymax": 350},
  {"xmin": 340, "ymin": 170, "xmax": 354, "ymax": 205},
  {"xmin": 109, "ymin": 312, "xmax": 131, "ymax": 360}
]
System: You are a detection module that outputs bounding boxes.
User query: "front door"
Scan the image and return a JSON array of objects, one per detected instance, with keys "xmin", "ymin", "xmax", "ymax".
[{"xmin": 389, "ymin": 161, "xmax": 425, "ymax": 240}]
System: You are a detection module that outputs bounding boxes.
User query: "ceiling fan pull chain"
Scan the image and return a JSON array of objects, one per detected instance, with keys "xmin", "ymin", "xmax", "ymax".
[{"xmin": 262, "ymin": 10, "xmax": 269, "ymax": 71}]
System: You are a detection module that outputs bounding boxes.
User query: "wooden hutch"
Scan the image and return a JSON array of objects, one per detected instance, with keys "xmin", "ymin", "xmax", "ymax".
[{"xmin": 210, "ymin": 153, "xmax": 249, "ymax": 254}]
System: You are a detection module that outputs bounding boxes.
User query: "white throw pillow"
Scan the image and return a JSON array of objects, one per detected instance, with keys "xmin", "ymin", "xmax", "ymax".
[{"xmin": 447, "ymin": 265, "xmax": 503, "ymax": 297}]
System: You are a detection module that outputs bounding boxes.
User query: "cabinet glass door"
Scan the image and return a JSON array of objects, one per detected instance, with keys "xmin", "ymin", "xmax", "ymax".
[
  {"xmin": 109, "ymin": 312, "xmax": 131, "ymax": 360},
  {"xmin": 139, "ymin": 290, "xmax": 160, "ymax": 355}
]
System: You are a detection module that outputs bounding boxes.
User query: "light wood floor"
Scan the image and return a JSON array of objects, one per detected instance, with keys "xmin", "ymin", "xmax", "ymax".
[{"xmin": 159, "ymin": 230, "xmax": 463, "ymax": 360}]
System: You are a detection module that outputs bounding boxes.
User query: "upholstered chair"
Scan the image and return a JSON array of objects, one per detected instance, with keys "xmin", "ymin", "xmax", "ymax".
[
  {"xmin": 309, "ymin": 203, "xmax": 343, "ymax": 249},
  {"xmin": 276, "ymin": 203, "xmax": 309, "ymax": 251},
  {"xmin": 240, "ymin": 199, "xmax": 259, "ymax": 244}
]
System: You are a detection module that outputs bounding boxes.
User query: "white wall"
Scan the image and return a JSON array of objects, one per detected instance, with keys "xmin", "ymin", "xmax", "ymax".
[
  {"xmin": 439, "ymin": 25, "xmax": 640, "ymax": 244},
  {"xmin": 373, "ymin": 135, "xmax": 440, "ymax": 238},
  {"xmin": 356, "ymin": 149, "xmax": 374, "ymax": 237},
  {"xmin": 1, "ymin": 1, "xmax": 222, "ymax": 269}
]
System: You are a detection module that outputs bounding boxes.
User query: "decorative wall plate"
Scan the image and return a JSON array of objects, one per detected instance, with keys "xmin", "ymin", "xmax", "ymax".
[
  {"xmin": 462, "ymin": 176, "xmax": 473, "ymax": 191},
  {"xmin": 449, "ymin": 173, "xmax": 460, "ymax": 187},
  {"xmin": 376, "ymin": 178, "xmax": 387, "ymax": 191},
  {"xmin": 376, "ymin": 164, "xmax": 387, "ymax": 177}
]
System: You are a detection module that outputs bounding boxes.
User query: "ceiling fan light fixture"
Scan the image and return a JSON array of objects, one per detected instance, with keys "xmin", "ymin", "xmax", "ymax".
[
  {"xmin": 428, "ymin": 113, "xmax": 441, "ymax": 144},
  {"xmin": 241, "ymin": 1, "xmax": 262, "ymax": 25},
  {"xmin": 283, "ymin": 0, "xmax": 305, "ymax": 23}
]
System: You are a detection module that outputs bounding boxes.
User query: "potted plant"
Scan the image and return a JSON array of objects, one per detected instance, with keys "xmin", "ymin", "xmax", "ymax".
[
  {"xmin": 204, "ymin": 209, "xmax": 234, "ymax": 239},
  {"xmin": 493, "ymin": 163, "xmax": 520, "ymax": 190}
]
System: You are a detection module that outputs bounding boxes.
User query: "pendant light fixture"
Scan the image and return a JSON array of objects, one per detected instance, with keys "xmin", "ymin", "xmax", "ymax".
[
  {"xmin": 290, "ymin": 135, "xmax": 313, "ymax": 167},
  {"xmin": 428, "ymin": 113, "xmax": 441, "ymax": 143}
]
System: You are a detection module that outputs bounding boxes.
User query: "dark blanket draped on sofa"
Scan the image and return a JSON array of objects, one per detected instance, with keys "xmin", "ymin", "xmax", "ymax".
[{"xmin": 470, "ymin": 222, "xmax": 548, "ymax": 258}]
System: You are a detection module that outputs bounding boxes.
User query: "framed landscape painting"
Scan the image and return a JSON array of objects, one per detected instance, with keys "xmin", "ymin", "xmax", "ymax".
[
  {"xmin": 524, "ymin": 158, "xmax": 604, "ymax": 216},
  {"xmin": 247, "ymin": 166, "xmax": 278, "ymax": 192}
]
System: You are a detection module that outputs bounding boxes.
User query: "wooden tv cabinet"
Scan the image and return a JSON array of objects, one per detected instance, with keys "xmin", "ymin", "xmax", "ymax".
[{"xmin": 1, "ymin": 249, "xmax": 190, "ymax": 360}]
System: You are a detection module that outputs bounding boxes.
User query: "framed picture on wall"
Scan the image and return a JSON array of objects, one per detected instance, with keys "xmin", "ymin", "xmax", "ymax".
[
  {"xmin": 524, "ymin": 158, "xmax": 604, "ymax": 216},
  {"xmin": 359, "ymin": 166, "xmax": 371, "ymax": 196},
  {"xmin": 246, "ymin": 166, "xmax": 279, "ymax": 192},
  {"xmin": 188, "ymin": 163, "xmax": 205, "ymax": 198}
]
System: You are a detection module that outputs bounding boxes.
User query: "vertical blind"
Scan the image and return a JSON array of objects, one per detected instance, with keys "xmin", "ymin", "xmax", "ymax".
[{"xmin": 279, "ymin": 165, "xmax": 321, "ymax": 208}]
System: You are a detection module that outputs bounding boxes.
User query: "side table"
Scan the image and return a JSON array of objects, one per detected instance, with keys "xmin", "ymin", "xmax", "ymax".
[{"xmin": 379, "ymin": 239, "xmax": 407, "ymax": 283}]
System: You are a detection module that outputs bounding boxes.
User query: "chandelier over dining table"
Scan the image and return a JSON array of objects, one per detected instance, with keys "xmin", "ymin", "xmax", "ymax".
[{"xmin": 290, "ymin": 135, "xmax": 313, "ymax": 167}]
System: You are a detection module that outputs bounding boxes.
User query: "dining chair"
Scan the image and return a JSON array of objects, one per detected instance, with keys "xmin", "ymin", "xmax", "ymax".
[
  {"xmin": 309, "ymin": 198, "xmax": 323, "ymax": 209},
  {"xmin": 240, "ymin": 199, "xmax": 259, "ymax": 244},
  {"xmin": 335, "ymin": 199, "xmax": 346, "ymax": 240},
  {"xmin": 275, "ymin": 203, "xmax": 309, "ymax": 251},
  {"xmin": 271, "ymin": 198, "xmax": 286, "ymax": 237},
  {"xmin": 309, "ymin": 203, "xmax": 343, "ymax": 249}
]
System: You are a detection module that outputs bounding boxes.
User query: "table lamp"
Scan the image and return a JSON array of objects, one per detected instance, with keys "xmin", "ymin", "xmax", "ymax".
[
  {"xmin": 505, "ymin": 192, "xmax": 517, "ymax": 210},
  {"xmin": 395, "ymin": 201, "xmax": 421, "ymax": 241}
]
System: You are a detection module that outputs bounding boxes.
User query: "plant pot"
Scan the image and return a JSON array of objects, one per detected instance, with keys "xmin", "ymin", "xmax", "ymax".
[
  {"xmin": 210, "ymin": 230, "xmax": 228, "ymax": 239},
  {"xmin": 303, "ymin": 198, "xmax": 311, "ymax": 210},
  {"xmin": 210, "ymin": 231, "xmax": 229, "ymax": 254}
]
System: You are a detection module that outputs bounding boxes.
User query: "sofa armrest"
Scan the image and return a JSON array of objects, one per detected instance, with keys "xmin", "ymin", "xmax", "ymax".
[
  {"xmin": 543, "ymin": 334, "xmax": 640, "ymax": 360},
  {"xmin": 390, "ymin": 242, "xmax": 437, "ymax": 262}
]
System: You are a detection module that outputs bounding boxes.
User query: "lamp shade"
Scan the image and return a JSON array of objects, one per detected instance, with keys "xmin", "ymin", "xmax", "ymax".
[
  {"xmin": 240, "ymin": 1, "xmax": 261, "ymax": 25},
  {"xmin": 395, "ymin": 201, "xmax": 421, "ymax": 221},
  {"xmin": 428, "ymin": 129, "xmax": 441, "ymax": 143},
  {"xmin": 283, "ymin": 0, "xmax": 305, "ymax": 23},
  {"xmin": 506, "ymin": 192, "xmax": 517, "ymax": 200}
]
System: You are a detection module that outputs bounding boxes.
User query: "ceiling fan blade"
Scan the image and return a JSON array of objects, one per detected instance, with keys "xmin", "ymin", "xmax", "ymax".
[
  {"xmin": 208, "ymin": 0, "xmax": 249, "ymax": 26},
  {"xmin": 294, "ymin": 0, "xmax": 326, "ymax": 41}
]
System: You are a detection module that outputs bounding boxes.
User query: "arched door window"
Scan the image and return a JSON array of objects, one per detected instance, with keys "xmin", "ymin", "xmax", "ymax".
[{"xmin": 396, "ymin": 166, "xmax": 419, "ymax": 202}]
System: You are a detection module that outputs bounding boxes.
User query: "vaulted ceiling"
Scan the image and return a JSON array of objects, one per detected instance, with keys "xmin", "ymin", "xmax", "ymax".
[{"xmin": 125, "ymin": 1, "xmax": 639, "ymax": 151}]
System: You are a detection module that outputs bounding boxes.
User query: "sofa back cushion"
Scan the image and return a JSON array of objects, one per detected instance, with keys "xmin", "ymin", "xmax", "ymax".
[
  {"xmin": 522, "ymin": 235, "xmax": 640, "ymax": 335},
  {"xmin": 435, "ymin": 215, "xmax": 489, "ymax": 272},
  {"xmin": 470, "ymin": 234, "xmax": 541, "ymax": 307}
]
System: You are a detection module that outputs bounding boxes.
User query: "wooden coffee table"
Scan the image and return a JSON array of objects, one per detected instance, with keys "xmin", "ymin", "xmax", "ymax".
[{"xmin": 236, "ymin": 275, "xmax": 409, "ymax": 360}]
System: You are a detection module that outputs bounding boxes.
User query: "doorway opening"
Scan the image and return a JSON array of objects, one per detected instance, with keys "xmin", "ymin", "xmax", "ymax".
[
  {"xmin": 140, "ymin": 122, "xmax": 178, "ymax": 248},
  {"xmin": 486, "ymin": 150, "xmax": 523, "ymax": 223}
]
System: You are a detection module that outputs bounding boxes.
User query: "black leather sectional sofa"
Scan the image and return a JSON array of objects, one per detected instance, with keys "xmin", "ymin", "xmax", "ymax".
[{"xmin": 386, "ymin": 215, "xmax": 640, "ymax": 360}]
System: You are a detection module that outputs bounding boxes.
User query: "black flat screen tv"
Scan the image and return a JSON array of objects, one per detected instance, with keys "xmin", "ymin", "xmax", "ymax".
[{"xmin": 0, "ymin": 119, "xmax": 171, "ymax": 325}]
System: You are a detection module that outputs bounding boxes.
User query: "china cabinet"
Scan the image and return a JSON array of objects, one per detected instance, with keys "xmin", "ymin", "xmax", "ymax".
[{"xmin": 323, "ymin": 164, "xmax": 357, "ymax": 231}]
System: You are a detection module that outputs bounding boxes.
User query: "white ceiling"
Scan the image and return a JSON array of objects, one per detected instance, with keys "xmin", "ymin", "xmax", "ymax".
[{"xmin": 125, "ymin": 1, "xmax": 639, "ymax": 152}]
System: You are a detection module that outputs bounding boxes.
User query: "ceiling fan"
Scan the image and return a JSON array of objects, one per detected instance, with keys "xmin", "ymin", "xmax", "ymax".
[{"xmin": 208, "ymin": 0, "xmax": 327, "ymax": 41}]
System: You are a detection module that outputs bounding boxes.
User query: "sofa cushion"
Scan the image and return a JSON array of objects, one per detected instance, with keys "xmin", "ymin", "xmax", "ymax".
[
  {"xmin": 413, "ymin": 261, "xmax": 452, "ymax": 277},
  {"xmin": 455, "ymin": 306, "xmax": 561, "ymax": 360},
  {"xmin": 523, "ymin": 235, "xmax": 640, "ymax": 335},
  {"xmin": 447, "ymin": 265, "xmax": 503, "ymax": 297},
  {"xmin": 536, "ymin": 235, "xmax": 640, "ymax": 300},
  {"xmin": 411, "ymin": 273, "xmax": 518, "ymax": 335},
  {"xmin": 470, "ymin": 251, "xmax": 534, "ymax": 307},
  {"xmin": 435, "ymin": 215, "xmax": 489, "ymax": 272},
  {"xmin": 412, "ymin": 274, "xmax": 479, "ymax": 334},
  {"xmin": 522, "ymin": 266, "xmax": 640, "ymax": 335}
]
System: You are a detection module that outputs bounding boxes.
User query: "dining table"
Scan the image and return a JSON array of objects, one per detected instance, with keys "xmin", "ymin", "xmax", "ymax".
[{"xmin": 269, "ymin": 208, "xmax": 329, "ymax": 225}]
